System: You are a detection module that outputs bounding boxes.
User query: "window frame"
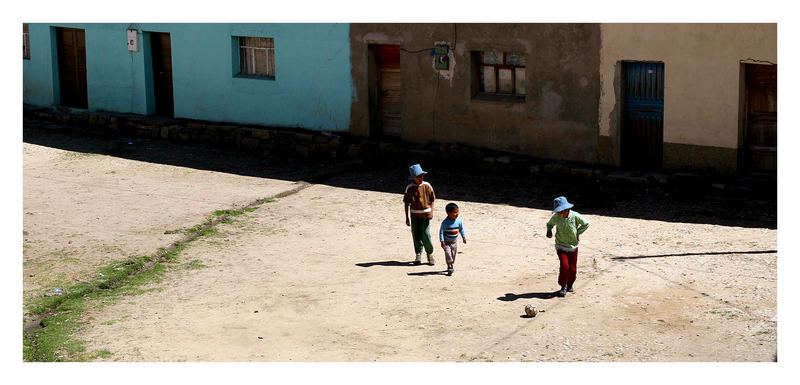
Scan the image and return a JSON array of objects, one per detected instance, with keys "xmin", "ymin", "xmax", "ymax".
[
  {"xmin": 23, "ymin": 24, "xmax": 30, "ymax": 60},
  {"xmin": 472, "ymin": 50, "xmax": 526, "ymax": 102},
  {"xmin": 234, "ymin": 36, "xmax": 275, "ymax": 80}
]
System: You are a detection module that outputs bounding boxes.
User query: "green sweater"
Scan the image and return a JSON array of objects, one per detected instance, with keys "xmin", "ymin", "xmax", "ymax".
[{"xmin": 546, "ymin": 211, "xmax": 589, "ymax": 250}]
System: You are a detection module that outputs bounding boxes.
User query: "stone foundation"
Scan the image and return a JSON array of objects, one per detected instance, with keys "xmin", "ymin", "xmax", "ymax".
[{"xmin": 24, "ymin": 105, "xmax": 756, "ymax": 190}]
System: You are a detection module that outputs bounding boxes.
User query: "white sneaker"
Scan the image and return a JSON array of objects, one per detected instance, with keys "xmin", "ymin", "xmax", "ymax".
[
  {"xmin": 414, "ymin": 253, "xmax": 422, "ymax": 265},
  {"xmin": 427, "ymin": 253, "xmax": 435, "ymax": 265}
]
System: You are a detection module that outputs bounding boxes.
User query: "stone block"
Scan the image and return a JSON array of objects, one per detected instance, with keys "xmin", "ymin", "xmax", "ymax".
[
  {"xmin": 348, "ymin": 144, "xmax": 363, "ymax": 157},
  {"xmin": 643, "ymin": 172, "xmax": 670, "ymax": 184},
  {"xmin": 491, "ymin": 163, "xmax": 514, "ymax": 174},
  {"xmin": 672, "ymin": 172, "xmax": 701, "ymax": 183},
  {"xmin": 379, "ymin": 142, "xmax": 399, "ymax": 152},
  {"xmin": 310, "ymin": 143, "xmax": 329, "ymax": 158},
  {"xmin": 408, "ymin": 149, "xmax": 434, "ymax": 158},
  {"xmin": 605, "ymin": 171, "xmax": 647, "ymax": 185},
  {"xmin": 543, "ymin": 163, "xmax": 570, "ymax": 175},
  {"xmin": 241, "ymin": 137, "xmax": 260, "ymax": 150},
  {"xmin": 251, "ymin": 129, "xmax": 271, "ymax": 140},
  {"xmin": 570, "ymin": 167, "xmax": 594, "ymax": 179},
  {"xmin": 88, "ymin": 113, "xmax": 108, "ymax": 127}
]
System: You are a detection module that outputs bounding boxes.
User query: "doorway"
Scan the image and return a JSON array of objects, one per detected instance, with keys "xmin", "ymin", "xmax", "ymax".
[
  {"xmin": 150, "ymin": 32, "xmax": 174, "ymax": 117},
  {"xmin": 742, "ymin": 64, "xmax": 777, "ymax": 174},
  {"xmin": 621, "ymin": 61, "xmax": 664, "ymax": 170},
  {"xmin": 55, "ymin": 27, "xmax": 88, "ymax": 109},
  {"xmin": 369, "ymin": 45, "xmax": 402, "ymax": 137}
]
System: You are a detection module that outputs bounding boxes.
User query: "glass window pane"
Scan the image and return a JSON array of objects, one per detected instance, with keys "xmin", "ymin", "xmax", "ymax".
[
  {"xmin": 506, "ymin": 53, "xmax": 526, "ymax": 66},
  {"xmin": 498, "ymin": 68, "xmax": 513, "ymax": 93},
  {"xmin": 247, "ymin": 48, "xmax": 257, "ymax": 74},
  {"xmin": 481, "ymin": 51, "xmax": 502, "ymax": 65},
  {"xmin": 268, "ymin": 49, "xmax": 275, "ymax": 77},
  {"xmin": 239, "ymin": 47, "xmax": 248, "ymax": 73},
  {"xmin": 515, "ymin": 67, "xmax": 526, "ymax": 95},
  {"xmin": 482, "ymin": 66, "xmax": 496, "ymax": 93},
  {"xmin": 255, "ymin": 49, "xmax": 267, "ymax": 75},
  {"xmin": 265, "ymin": 38, "xmax": 274, "ymax": 49}
]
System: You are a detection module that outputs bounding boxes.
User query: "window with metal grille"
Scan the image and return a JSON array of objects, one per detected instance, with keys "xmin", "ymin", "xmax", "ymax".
[
  {"xmin": 23, "ymin": 24, "xmax": 30, "ymax": 59},
  {"xmin": 475, "ymin": 51, "xmax": 526, "ymax": 98},
  {"xmin": 236, "ymin": 36, "xmax": 275, "ymax": 79}
]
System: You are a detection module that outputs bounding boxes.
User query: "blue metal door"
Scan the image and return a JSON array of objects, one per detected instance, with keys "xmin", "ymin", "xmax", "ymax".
[{"xmin": 622, "ymin": 61, "xmax": 664, "ymax": 170}]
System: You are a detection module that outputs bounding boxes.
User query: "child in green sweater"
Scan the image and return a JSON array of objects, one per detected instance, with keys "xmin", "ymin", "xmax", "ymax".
[{"xmin": 546, "ymin": 196, "xmax": 589, "ymax": 297}]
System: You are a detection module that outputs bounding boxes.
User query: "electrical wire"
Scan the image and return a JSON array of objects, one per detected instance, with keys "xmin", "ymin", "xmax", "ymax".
[
  {"xmin": 399, "ymin": 23, "xmax": 458, "ymax": 53},
  {"xmin": 400, "ymin": 47, "xmax": 433, "ymax": 54}
]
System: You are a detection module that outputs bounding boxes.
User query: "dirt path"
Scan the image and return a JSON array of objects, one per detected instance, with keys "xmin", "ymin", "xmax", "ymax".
[
  {"xmin": 74, "ymin": 178, "xmax": 777, "ymax": 362},
  {"xmin": 22, "ymin": 128, "xmax": 777, "ymax": 362}
]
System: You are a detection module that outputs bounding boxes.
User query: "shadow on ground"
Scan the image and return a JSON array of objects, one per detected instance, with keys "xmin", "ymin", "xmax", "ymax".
[
  {"xmin": 497, "ymin": 292, "xmax": 558, "ymax": 301},
  {"xmin": 355, "ymin": 261, "xmax": 418, "ymax": 267},
  {"xmin": 23, "ymin": 120, "xmax": 777, "ymax": 229},
  {"xmin": 610, "ymin": 250, "xmax": 777, "ymax": 260}
]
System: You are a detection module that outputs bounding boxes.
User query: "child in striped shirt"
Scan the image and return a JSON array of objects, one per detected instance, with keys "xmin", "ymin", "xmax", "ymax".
[{"xmin": 439, "ymin": 202, "xmax": 466, "ymax": 276}]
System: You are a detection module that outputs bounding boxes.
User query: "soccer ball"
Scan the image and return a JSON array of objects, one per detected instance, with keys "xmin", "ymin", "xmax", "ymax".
[{"xmin": 524, "ymin": 304, "xmax": 538, "ymax": 317}]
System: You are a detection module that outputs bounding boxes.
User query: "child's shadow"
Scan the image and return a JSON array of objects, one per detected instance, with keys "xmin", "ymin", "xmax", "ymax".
[
  {"xmin": 406, "ymin": 270, "xmax": 449, "ymax": 276},
  {"xmin": 497, "ymin": 292, "xmax": 557, "ymax": 301},
  {"xmin": 355, "ymin": 260, "xmax": 416, "ymax": 267}
]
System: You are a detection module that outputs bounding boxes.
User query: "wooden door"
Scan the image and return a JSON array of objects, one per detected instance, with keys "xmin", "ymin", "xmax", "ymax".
[
  {"xmin": 150, "ymin": 32, "xmax": 174, "ymax": 117},
  {"xmin": 743, "ymin": 64, "xmax": 777, "ymax": 174},
  {"xmin": 56, "ymin": 27, "xmax": 88, "ymax": 108},
  {"xmin": 622, "ymin": 61, "xmax": 664, "ymax": 170},
  {"xmin": 376, "ymin": 45, "xmax": 402, "ymax": 137}
]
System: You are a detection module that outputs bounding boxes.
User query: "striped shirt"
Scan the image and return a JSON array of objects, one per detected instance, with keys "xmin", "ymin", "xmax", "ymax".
[
  {"xmin": 439, "ymin": 217, "xmax": 465, "ymax": 242},
  {"xmin": 403, "ymin": 181, "xmax": 435, "ymax": 218}
]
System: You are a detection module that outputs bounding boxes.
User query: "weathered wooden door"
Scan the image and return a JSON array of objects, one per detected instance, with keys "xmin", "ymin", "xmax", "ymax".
[
  {"xmin": 622, "ymin": 61, "xmax": 664, "ymax": 170},
  {"xmin": 743, "ymin": 64, "xmax": 777, "ymax": 174},
  {"xmin": 150, "ymin": 32, "xmax": 174, "ymax": 117},
  {"xmin": 56, "ymin": 27, "xmax": 88, "ymax": 109},
  {"xmin": 376, "ymin": 45, "xmax": 402, "ymax": 137}
]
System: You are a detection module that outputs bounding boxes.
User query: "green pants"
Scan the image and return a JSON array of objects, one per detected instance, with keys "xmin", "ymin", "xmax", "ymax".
[{"xmin": 410, "ymin": 217, "xmax": 434, "ymax": 255}]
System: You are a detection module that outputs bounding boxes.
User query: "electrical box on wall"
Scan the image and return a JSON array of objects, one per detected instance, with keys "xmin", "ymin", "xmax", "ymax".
[
  {"xmin": 127, "ymin": 29, "xmax": 138, "ymax": 52},
  {"xmin": 434, "ymin": 44, "xmax": 449, "ymax": 70}
]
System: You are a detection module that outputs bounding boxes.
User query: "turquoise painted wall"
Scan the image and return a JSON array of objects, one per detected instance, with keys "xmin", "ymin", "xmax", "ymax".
[{"xmin": 22, "ymin": 23, "xmax": 353, "ymax": 132}]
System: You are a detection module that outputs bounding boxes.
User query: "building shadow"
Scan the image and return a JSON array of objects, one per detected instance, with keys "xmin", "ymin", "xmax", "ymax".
[
  {"xmin": 23, "ymin": 120, "xmax": 776, "ymax": 229},
  {"xmin": 497, "ymin": 292, "xmax": 557, "ymax": 301},
  {"xmin": 611, "ymin": 250, "xmax": 777, "ymax": 260}
]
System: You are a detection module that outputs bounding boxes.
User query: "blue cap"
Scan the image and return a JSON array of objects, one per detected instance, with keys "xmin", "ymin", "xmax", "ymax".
[
  {"xmin": 408, "ymin": 164, "xmax": 427, "ymax": 180},
  {"xmin": 552, "ymin": 196, "xmax": 574, "ymax": 213}
]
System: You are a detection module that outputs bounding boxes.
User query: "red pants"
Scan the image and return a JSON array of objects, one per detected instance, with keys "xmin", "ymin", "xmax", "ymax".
[{"xmin": 557, "ymin": 248, "xmax": 578, "ymax": 288}]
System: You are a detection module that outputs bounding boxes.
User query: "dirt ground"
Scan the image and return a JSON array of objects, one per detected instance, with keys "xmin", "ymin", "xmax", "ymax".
[{"xmin": 22, "ymin": 124, "xmax": 778, "ymax": 362}]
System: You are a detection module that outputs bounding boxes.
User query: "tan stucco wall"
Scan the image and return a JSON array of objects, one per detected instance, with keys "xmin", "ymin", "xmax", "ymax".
[
  {"xmin": 350, "ymin": 24, "xmax": 601, "ymax": 164},
  {"xmin": 598, "ymin": 23, "xmax": 777, "ymax": 166}
]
